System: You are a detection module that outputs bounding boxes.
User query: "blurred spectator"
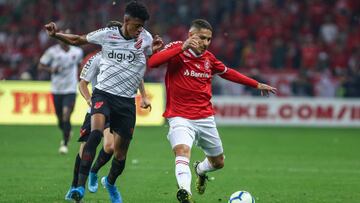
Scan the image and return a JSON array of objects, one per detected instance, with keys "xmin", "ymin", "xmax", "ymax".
[
  {"xmin": 291, "ymin": 70, "xmax": 314, "ymax": 96},
  {"xmin": 244, "ymin": 68, "xmax": 268, "ymax": 96},
  {"xmin": 0, "ymin": 0, "xmax": 358, "ymax": 97},
  {"xmin": 320, "ymin": 15, "xmax": 339, "ymax": 45}
]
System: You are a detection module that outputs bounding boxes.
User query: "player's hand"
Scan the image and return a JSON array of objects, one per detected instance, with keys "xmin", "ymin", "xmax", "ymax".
[
  {"xmin": 257, "ymin": 83, "xmax": 277, "ymax": 97},
  {"xmin": 152, "ymin": 35, "xmax": 164, "ymax": 53},
  {"xmin": 44, "ymin": 22, "xmax": 57, "ymax": 37},
  {"xmin": 86, "ymin": 98, "xmax": 92, "ymax": 107},
  {"xmin": 140, "ymin": 97, "xmax": 152, "ymax": 112},
  {"xmin": 182, "ymin": 35, "xmax": 200, "ymax": 51}
]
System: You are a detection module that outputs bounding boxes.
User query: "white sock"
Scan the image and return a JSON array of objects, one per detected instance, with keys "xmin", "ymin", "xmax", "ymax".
[
  {"xmin": 196, "ymin": 158, "xmax": 216, "ymax": 176},
  {"xmin": 175, "ymin": 156, "xmax": 192, "ymax": 194}
]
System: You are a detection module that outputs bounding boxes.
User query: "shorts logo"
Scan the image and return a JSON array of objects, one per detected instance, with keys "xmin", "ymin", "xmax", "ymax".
[
  {"xmin": 94, "ymin": 101, "xmax": 104, "ymax": 109},
  {"xmin": 80, "ymin": 128, "xmax": 87, "ymax": 136}
]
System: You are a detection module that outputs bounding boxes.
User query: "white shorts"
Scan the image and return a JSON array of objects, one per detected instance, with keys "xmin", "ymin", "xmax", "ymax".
[{"xmin": 167, "ymin": 116, "xmax": 223, "ymax": 157}]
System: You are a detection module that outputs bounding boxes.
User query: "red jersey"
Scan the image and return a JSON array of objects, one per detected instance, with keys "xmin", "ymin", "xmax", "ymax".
[{"xmin": 148, "ymin": 41, "xmax": 258, "ymax": 119}]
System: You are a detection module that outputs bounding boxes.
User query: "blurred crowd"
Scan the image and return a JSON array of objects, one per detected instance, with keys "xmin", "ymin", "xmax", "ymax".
[{"xmin": 0, "ymin": 0, "xmax": 359, "ymax": 97}]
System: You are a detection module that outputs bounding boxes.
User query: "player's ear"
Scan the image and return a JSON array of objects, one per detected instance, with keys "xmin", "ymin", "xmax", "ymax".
[
  {"xmin": 188, "ymin": 31, "xmax": 194, "ymax": 38},
  {"xmin": 124, "ymin": 15, "xmax": 130, "ymax": 24}
]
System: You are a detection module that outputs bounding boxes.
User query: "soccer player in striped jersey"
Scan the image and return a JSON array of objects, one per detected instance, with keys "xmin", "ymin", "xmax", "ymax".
[
  {"xmin": 148, "ymin": 19, "xmax": 277, "ymax": 203},
  {"xmin": 65, "ymin": 49, "xmax": 151, "ymax": 201},
  {"xmin": 44, "ymin": 2, "xmax": 162, "ymax": 202},
  {"xmin": 38, "ymin": 29, "xmax": 83, "ymax": 154}
]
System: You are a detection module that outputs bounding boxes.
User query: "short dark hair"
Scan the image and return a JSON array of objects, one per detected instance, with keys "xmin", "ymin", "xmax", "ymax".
[
  {"xmin": 107, "ymin": 20, "xmax": 122, "ymax": 28},
  {"xmin": 191, "ymin": 19, "xmax": 213, "ymax": 32},
  {"xmin": 125, "ymin": 1, "xmax": 150, "ymax": 21}
]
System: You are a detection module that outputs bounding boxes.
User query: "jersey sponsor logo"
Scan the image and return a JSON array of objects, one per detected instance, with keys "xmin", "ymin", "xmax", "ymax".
[
  {"xmin": 94, "ymin": 101, "xmax": 104, "ymax": 109},
  {"xmin": 108, "ymin": 50, "xmax": 136, "ymax": 63},
  {"xmin": 134, "ymin": 38, "xmax": 143, "ymax": 49},
  {"xmin": 183, "ymin": 69, "xmax": 210, "ymax": 78}
]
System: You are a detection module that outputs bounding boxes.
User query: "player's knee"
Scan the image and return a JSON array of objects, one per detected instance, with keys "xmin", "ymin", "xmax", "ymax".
[
  {"xmin": 104, "ymin": 142, "xmax": 114, "ymax": 154},
  {"xmin": 173, "ymin": 144, "xmax": 191, "ymax": 157}
]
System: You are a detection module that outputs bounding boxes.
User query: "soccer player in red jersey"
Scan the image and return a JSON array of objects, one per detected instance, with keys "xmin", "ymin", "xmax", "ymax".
[{"xmin": 148, "ymin": 19, "xmax": 276, "ymax": 203}]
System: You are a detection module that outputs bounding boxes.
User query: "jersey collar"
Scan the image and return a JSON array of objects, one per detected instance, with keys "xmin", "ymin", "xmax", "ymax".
[
  {"xmin": 118, "ymin": 27, "xmax": 134, "ymax": 41},
  {"xmin": 188, "ymin": 48, "xmax": 204, "ymax": 58}
]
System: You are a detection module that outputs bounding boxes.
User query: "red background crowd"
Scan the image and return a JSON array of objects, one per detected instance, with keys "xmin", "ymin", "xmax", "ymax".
[{"xmin": 0, "ymin": 0, "xmax": 359, "ymax": 97}]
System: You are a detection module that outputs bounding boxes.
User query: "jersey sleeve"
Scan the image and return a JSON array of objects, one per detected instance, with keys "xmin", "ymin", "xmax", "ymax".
[
  {"xmin": 80, "ymin": 52, "xmax": 101, "ymax": 82},
  {"xmin": 143, "ymin": 31, "xmax": 153, "ymax": 56},
  {"xmin": 86, "ymin": 27, "xmax": 109, "ymax": 45},
  {"xmin": 39, "ymin": 47, "xmax": 54, "ymax": 65},
  {"xmin": 210, "ymin": 55, "xmax": 228, "ymax": 75},
  {"xmin": 147, "ymin": 41, "xmax": 183, "ymax": 68}
]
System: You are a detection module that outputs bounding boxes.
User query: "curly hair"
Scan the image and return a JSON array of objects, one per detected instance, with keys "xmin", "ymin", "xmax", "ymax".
[{"xmin": 125, "ymin": 1, "xmax": 150, "ymax": 21}]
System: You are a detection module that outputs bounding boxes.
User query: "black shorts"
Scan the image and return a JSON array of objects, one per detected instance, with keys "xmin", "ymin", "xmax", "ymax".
[
  {"xmin": 78, "ymin": 112, "xmax": 110, "ymax": 142},
  {"xmin": 52, "ymin": 93, "xmax": 76, "ymax": 116},
  {"xmin": 91, "ymin": 88, "xmax": 136, "ymax": 139}
]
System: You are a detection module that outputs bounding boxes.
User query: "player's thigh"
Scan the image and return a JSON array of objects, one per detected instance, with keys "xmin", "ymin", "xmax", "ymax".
[
  {"xmin": 197, "ymin": 120, "xmax": 223, "ymax": 157},
  {"xmin": 90, "ymin": 90, "xmax": 110, "ymax": 130},
  {"xmin": 52, "ymin": 94, "xmax": 63, "ymax": 117},
  {"xmin": 62, "ymin": 93, "xmax": 76, "ymax": 117},
  {"xmin": 167, "ymin": 117, "xmax": 196, "ymax": 150},
  {"xmin": 109, "ymin": 96, "xmax": 136, "ymax": 140},
  {"xmin": 78, "ymin": 113, "xmax": 91, "ymax": 142}
]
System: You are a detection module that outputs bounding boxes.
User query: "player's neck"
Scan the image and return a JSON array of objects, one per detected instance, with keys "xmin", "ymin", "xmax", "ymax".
[
  {"xmin": 60, "ymin": 44, "xmax": 70, "ymax": 52},
  {"xmin": 189, "ymin": 48, "xmax": 203, "ymax": 57},
  {"xmin": 120, "ymin": 26, "xmax": 133, "ymax": 40}
]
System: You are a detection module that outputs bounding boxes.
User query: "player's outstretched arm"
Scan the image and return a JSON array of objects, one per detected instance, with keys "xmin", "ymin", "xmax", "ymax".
[
  {"xmin": 219, "ymin": 68, "xmax": 276, "ymax": 96},
  {"xmin": 138, "ymin": 80, "xmax": 152, "ymax": 111},
  {"xmin": 148, "ymin": 36, "xmax": 199, "ymax": 68},
  {"xmin": 44, "ymin": 22, "xmax": 88, "ymax": 46},
  {"xmin": 78, "ymin": 79, "xmax": 92, "ymax": 107}
]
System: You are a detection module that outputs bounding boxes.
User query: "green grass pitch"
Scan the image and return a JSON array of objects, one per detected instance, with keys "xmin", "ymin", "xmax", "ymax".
[{"xmin": 0, "ymin": 125, "xmax": 359, "ymax": 203}]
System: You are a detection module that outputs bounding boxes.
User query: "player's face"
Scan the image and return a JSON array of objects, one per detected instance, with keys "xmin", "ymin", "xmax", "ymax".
[
  {"xmin": 190, "ymin": 28, "xmax": 212, "ymax": 54},
  {"xmin": 124, "ymin": 16, "xmax": 145, "ymax": 39}
]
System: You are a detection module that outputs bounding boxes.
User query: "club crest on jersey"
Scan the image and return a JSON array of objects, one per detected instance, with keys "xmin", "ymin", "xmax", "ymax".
[
  {"xmin": 134, "ymin": 38, "xmax": 143, "ymax": 49},
  {"xmin": 204, "ymin": 59, "xmax": 210, "ymax": 69}
]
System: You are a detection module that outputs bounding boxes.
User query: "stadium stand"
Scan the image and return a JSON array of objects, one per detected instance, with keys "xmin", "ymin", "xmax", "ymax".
[{"xmin": 0, "ymin": 0, "xmax": 359, "ymax": 96}]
